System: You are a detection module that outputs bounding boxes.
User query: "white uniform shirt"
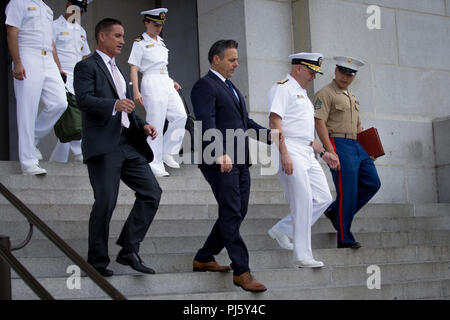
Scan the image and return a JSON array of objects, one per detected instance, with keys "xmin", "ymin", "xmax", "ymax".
[
  {"xmin": 268, "ymin": 74, "xmax": 315, "ymax": 142},
  {"xmin": 53, "ymin": 15, "xmax": 91, "ymax": 94},
  {"xmin": 128, "ymin": 32, "xmax": 168, "ymax": 73},
  {"xmin": 5, "ymin": 0, "xmax": 54, "ymax": 52}
]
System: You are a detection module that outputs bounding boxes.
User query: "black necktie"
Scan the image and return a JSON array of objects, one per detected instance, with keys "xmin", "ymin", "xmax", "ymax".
[{"xmin": 225, "ymin": 79, "xmax": 239, "ymax": 101}]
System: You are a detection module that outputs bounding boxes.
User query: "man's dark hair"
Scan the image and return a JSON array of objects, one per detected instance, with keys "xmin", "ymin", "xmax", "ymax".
[
  {"xmin": 208, "ymin": 40, "xmax": 238, "ymax": 64},
  {"xmin": 95, "ymin": 18, "xmax": 123, "ymax": 43}
]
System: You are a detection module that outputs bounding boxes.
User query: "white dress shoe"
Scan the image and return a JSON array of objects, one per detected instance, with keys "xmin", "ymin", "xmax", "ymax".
[
  {"xmin": 23, "ymin": 164, "xmax": 47, "ymax": 176},
  {"xmin": 268, "ymin": 226, "xmax": 294, "ymax": 250},
  {"xmin": 294, "ymin": 259, "xmax": 324, "ymax": 268},
  {"xmin": 162, "ymin": 154, "xmax": 180, "ymax": 168},
  {"xmin": 154, "ymin": 170, "xmax": 169, "ymax": 177},
  {"xmin": 74, "ymin": 154, "xmax": 83, "ymax": 162},
  {"xmin": 149, "ymin": 164, "xmax": 170, "ymax": 177},
  {"xmin": 35, "ymin": 146, "xmax": 43, "ymax": 161}
]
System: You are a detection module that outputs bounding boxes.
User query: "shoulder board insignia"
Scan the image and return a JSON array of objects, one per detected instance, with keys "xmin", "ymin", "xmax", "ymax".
[
  {"xmin": 134, "ymin": 35, "xmax": 144, "ymax": 42},
  {"xmin": 277, "ymin": 78, "xmax": 289, "ymax": 84}
]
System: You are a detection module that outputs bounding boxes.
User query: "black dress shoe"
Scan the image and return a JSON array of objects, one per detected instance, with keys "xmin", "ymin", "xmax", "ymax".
[
  {"xmin": 116, "ymin": 250, "xmax": 155, "ymax": 274},
  {"xmin": 324, "ymin": 207, "xmax": 338, "ymax": 231},
  {"xmin": 337, "ymin": 242, "xmax": 362, "ymax": 249},
  {"xmin": 94, "ymin": 267, "xmax": 114, "ymax": 277}
]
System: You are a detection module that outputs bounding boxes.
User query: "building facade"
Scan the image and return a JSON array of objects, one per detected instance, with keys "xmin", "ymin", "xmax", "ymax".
[{"xmin": 1, "ymin": 0, "xmax": 449, "ymax": 203}]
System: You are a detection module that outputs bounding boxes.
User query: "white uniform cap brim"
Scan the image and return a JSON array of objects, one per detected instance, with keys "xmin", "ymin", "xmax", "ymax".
[
  {"xmin": 288, "ymin": 52, "xmax": 323, "ymax": 61},
  {"xmin": 333, "ymin": 56, "xmax": 365, "ymax": 72},
  {"xmin": 140, "ymin": 8, "xmax": 168, "ymax": 16}
]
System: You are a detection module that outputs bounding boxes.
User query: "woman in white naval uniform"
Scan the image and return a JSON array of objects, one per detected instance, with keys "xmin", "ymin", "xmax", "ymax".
[
  {"xmin": 267, "ymin": 53, "xmax": 339, "ymax": 268},
  {"xmin": 6, "ymin": 0, "xmax": 67, "ymax": 175},
  {"xmin": 128, "ymin": 8, "xmax": 187, "ymax": 177},
  {"xmin": 50, "ymin": 0, "xmax": 91, "ymax": 163}
]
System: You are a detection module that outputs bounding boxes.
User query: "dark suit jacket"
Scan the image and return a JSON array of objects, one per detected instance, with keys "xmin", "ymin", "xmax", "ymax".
[
  {"xmin": 191, "ymin": 70, "xmax": 269, "ymax": 168},
  {"xmin": 73, "ymin": 51, "xmax": 153, "ymax": 163}
]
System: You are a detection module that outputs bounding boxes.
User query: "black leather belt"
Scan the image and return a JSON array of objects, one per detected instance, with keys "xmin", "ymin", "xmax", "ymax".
[{"xmin": 329, "ymin": 133, "xmax": 357, "ymax": 140}]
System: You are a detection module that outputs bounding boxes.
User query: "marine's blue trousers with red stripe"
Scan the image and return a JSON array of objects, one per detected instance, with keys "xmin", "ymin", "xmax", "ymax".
[{"xmin": 329, "ymin": 137, "xmax": 381, "ymax": 245}]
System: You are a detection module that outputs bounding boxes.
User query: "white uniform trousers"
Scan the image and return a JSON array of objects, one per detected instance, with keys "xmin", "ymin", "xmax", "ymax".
[
  {"xmin": 141, "ymin": 73, "xmax": 187, "ymax": 172},
  {"xmin": 50, "ymin": 140, "xmax": 82, "ymax": 162},
  {"xmin": 13, "ymin": 48, "xmax": 67, "ymax": 170},
  {"xmin": 275, "ymin": 138, "xmax": 332, "ymax": 262}
]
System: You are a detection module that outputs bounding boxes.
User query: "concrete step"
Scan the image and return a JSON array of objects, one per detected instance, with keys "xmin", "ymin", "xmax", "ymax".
[
  {"xmin": 0, "ymin": 188, "xmax": 287, "ymax": 205},
  {"xmin": 2, "ymin": 215, "xmax": 449, "ymax": 243},
  {"xmin": 0, "ymin": 161, "xmax": 276, "ymax": 178},
  {"xmin": 10, "ymin": 245, "xmax": 450, "ymax": 278},
  {"xmin": 11, "ymin": 260, "xmax": 450, "ymax": 299},
  {"xmin": 138, "ymin": 279, "xmax": 450, "ymax": 300},
  {"xmin": 9, "ymin": 229, "xmax": 450, "ymax": 259},
  {"xmin": 1, "ymin": 203, "xmax": 448, "ymax": 223},
  {"xmin": 0, "ymin": 174, "xmax": 281, "ymax": 191}
]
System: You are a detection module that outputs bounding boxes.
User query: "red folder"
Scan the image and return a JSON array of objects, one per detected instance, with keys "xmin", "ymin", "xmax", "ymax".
[{"xmin": 357, "ymin": 127, "xmax": 385, "ymax": 158}]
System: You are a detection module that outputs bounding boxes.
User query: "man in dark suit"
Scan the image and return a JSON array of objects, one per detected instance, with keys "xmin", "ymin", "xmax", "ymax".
[
  {"xmin": 74, "ymin": 18, "xmax": 162, "ymax": 277},
  {"xmin": 191, "ymin": 40, "xmax": 270, "ymax": 292}
]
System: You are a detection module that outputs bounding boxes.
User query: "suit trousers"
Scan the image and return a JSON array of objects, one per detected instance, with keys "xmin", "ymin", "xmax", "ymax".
[
  {"xmin": 195, "ymin": 164, "xmax": 251, "ymax": 276},
  {"xmin": 275, "ymin": 139, "xmax": 332, "ymax": 262},
  {"xmin": 86, "ymin": 134, "xmax": 162, "ymax": 268},
  {"xmin": 329, "ymin": 138, "xmax": 381, "ymax": 245}
]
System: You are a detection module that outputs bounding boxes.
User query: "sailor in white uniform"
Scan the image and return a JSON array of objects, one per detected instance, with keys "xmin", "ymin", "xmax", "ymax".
[
  {"xmin": 50, "ymin": 0, "xmax": 92, "ymax": 163},
  {"xmin": 6, "ymin": 0, "xmax": 68, "ymax": 175},
  {"xmin": 267, "ymin": 52, "xmax": 339, "ymax": 268},
  {"xmin": 128, "ymin": 8, "xmax": 187, "ymax": 177}
]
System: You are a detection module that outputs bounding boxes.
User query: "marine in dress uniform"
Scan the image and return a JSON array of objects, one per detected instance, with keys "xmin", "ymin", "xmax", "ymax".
[
  {"xmin": 267, "ymin": 53, "xmax": 339, "ymax": 268},
  {"xmin": 50, "ymin": 0, "xmax": 92, "ymax": 163},
  {"xmin": 314, "ymin": 56, "xmax": 381, "ymax": 249},
  {"xmin": 128, "ymin": 8, "xmax": 187, "ymax": 177},
  {"xmin": 6, "ymin": 0, "xmax": 68, "ymax": 175}
]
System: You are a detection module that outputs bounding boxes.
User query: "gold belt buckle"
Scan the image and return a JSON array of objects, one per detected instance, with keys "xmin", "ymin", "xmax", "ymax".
[
  {"xmin": 160, "ymin": 69, "xmax": 165, "ymax": 74},
  {"xmin": 41, "ymin": 49, "xmax": 47, "ymax": 55}
]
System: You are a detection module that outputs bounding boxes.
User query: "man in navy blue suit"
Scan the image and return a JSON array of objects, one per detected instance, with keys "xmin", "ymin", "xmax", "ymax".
[
  {"xmin": 74, "ymin": 18, "xmax": 162, "ymax": 277},
  {"xmin": 191, "ymin": 40, "xmax": 270, "ymax": 292}
]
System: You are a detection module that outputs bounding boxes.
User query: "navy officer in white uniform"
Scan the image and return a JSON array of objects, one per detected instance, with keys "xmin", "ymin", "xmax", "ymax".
[
  {"xmin": 128, "ymin": 8, "xmax": 187, "ymax": 177},
  {"xmin": 267, "ymin": 52, "xmax": 339, "ymax": 268},
  {"xmin": 6, "ymin": 0, "xmax": 67, "ymax": 175},
  {"xmin": 50, "ymin": 0, "xmax": 92, "ymax": 163}
]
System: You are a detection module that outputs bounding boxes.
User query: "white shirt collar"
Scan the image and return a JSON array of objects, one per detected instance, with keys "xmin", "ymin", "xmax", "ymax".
[
  {"xmin": 142, "ymin": 32, "xmax": 163, "ymax": 43},
  {"xmin": 287, "ymin": 73, "xmax": 307, "ymax": 92},
  {"xmin": 96, "ymin": 49, "xmax": 114, "ymax": 67},
  {"xmin": 58, "ymin": 15, "xmax": 80, "ymax": 29},
  {"xmin": 210, "ymin": 68, "xmax": 227, "ymax": 83}
]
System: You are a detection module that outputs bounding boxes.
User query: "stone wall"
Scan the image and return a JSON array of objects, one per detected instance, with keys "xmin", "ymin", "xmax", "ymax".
[
  {"xmin": 230, "ymin": 0, "xmax": 449, "ymax": 204},
  {"xmin": 433, "ymin": 116, "xmax": 450, "ymax": 203}
]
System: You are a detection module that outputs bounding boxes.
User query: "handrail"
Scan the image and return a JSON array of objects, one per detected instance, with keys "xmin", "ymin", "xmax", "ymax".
[
  {"xmin": 0, "ymin": 238, "xmax": 53, "ymax": 300},
  {"xmin": 0, "ymin": 182, "xmax": 126, "ymax": 300}
]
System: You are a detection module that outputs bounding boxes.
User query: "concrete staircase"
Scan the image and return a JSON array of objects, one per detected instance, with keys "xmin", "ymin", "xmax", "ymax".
[{"xmin": 0, "ymin": 161, "xmax": 449, "ymax": 300}]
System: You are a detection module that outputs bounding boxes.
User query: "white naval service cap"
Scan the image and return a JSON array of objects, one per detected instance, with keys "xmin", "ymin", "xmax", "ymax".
[
  {"xmin": 141, "ymin": 8, "xmax": 168, "ymax": 25},
  {"xmin": 289, "ymin": 52, "xmax": 324, "ymax": 74},
  {"xmin": 334, "ymin": 56, "xmax": 365, "ymax": 76}
]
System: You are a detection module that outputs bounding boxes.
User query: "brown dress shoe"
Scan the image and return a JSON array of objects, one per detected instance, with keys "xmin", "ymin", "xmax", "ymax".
[
  {"xmin": 233, "ymin": 272, "xmax": 267, "ymax": 292},
  {"xmin": 193, "ymin": 260, "xmax": 231, "ymax": 272}
]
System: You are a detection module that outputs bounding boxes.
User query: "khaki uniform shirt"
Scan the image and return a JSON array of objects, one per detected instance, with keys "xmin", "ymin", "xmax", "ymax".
[{"xmin": 313, "ymin": 80, "xmax": 361, "ymax": 135}]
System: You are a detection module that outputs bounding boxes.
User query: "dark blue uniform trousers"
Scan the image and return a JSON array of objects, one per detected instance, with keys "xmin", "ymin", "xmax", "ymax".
[
  {"xmin": 195, "ymin": 164, "xmax": 251, "ymax": 276},
  {"xmin": 329, "ymin": 138, "xmax": 381, "ymax": 245},
  {"xmin": 86, "ymin": 135, "xmax": 162, "ymax": 268}
]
